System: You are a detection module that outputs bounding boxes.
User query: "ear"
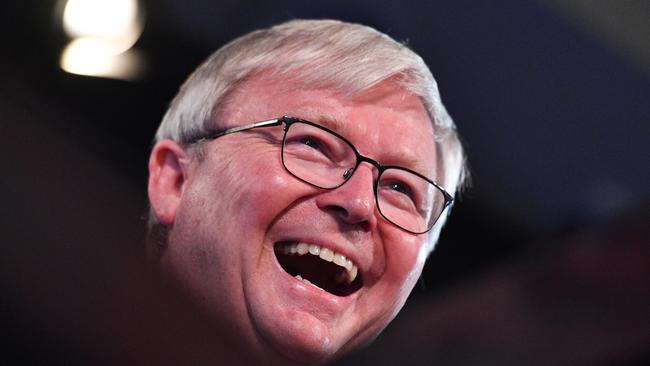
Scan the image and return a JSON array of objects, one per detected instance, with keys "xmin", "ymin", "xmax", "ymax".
[{"xmin": 148, "ymin": 140, "xmax": 189, "ymax": 226}]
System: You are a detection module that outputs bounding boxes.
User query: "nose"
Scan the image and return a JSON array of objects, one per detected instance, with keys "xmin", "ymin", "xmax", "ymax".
[{"xmin": 315, "ymin": 164, "xmax": 378, "ymax": 231}]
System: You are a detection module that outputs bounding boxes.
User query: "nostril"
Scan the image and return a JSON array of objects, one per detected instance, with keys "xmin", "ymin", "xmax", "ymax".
[
  {"xmin": 327, "ymin": 205, "xmax": 353, "ymax": 223},
  {"xmin": 321, "ymin": 196, "xmax": 376, "ymax": 231},
  {"xmin": 327, "ymin": 206, "xmax": 372, "ymax": 232}
]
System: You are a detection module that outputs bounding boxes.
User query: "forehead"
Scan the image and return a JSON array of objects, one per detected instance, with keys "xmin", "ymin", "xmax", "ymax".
[{"xmin": 218, "ymin": 76, "xmax": 438, "ymax": 176}]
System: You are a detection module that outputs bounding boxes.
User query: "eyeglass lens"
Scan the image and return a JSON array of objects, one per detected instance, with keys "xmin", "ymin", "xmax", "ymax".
[{"xmin": 281, "ymin": 121, "xmax": 446, "ymax": 233}]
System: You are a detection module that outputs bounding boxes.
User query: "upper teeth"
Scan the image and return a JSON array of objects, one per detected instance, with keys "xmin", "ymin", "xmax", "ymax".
[{"xmin": 282, "ymin": 242, "xmax": 359, "ymax": 283}]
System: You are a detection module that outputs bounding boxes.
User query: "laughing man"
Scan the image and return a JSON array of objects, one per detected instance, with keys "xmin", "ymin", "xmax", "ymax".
[{"xmin": 147, "ymin": 19, "xmax": 467, "ymax": 365}]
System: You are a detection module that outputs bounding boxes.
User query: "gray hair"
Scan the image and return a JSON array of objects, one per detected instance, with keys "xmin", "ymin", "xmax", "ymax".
[{"xmin": 151, "ymin": 19, "xmax": 468, "ymax": 252}]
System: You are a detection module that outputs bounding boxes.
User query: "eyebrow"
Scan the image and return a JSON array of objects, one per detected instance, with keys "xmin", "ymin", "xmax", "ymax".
[
  {"xmin": 382, "ymin": 150, "xmax": 434, "ymax": 177},
  {"xmin": 311, "ymin": 113, "xmax": 347, "ymax": 133}
]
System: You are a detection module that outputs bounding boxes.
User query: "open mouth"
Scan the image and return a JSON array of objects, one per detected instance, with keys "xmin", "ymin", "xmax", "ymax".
[{"xmin": 274, "ymin": 242, "xmax": 363, "ymax": 297}]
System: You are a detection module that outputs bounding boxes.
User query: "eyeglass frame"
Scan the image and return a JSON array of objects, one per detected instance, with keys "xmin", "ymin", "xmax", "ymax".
[{"xmin": 185, "ymin": 115, "xmax": 454, "ymax": 234}]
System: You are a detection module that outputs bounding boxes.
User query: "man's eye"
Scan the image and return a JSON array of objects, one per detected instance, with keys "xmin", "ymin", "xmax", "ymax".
[
  {"xmin": 379, "ymin": 179, "xmax": 419, "ymax": 211},
  {"xmin": 299, "ymin": 136, "xmax": 323, "ymax": 149},
  {"xmin": 389, "ymin": 181, "xmax": 412, "ymax": 196}
]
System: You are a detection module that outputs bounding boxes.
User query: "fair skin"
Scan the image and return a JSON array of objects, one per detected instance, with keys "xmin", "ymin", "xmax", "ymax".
[{"xmin": 148, "ymin": 76, "xmax": 438, "ymax": 364}]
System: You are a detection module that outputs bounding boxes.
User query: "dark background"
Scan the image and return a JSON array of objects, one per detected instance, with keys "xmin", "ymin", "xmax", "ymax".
[{"xmin": 1, "ymin": 1, "xmax": 648, "ymax": 365}]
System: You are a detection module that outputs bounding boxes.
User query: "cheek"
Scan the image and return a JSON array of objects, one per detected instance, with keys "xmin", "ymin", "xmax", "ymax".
[
  {"xmin": 382, "ymin": 229, "xmax": 427, "ymax": 296},
  {"xmin": 165, "ymin": 148, "xmax": 308, "ymax": 286},
  {"xmin": 214, "ymin": 149, "xmax": 308, "ymax": 227},
  {"xmin": 360, "ymin": 229, "xmax": 426, "ymax": 328}
]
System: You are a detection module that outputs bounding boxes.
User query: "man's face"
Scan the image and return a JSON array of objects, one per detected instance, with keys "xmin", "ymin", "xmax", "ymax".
[{"xmin": 153, "ymin": 77, "xmax": 438, "ymax": 364}]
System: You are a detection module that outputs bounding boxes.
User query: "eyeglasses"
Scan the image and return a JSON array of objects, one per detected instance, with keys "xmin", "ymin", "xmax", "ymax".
[{"xmin": 187, "ymin": 116, "xmax": 453, "ymax": 234}]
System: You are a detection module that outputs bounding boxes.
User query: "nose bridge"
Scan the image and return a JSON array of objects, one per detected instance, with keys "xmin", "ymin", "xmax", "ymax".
[
  {"xmin": 317, "ymin": 159, "xmax": 378, "ymax": 230},
  {"xmin": 343, "ymin": 163, "xmax": 377, "ymax": 222},
  {"xmin": 346, "ymin": 161, "xmax": 377, "ymax": 190},
  {"xmin": 336, "ymin": 154, "xmax": 382, "ymax": 209},
  {"xmin": 351, "ymin": 155, "xmax": 380, "ymax": 183}
]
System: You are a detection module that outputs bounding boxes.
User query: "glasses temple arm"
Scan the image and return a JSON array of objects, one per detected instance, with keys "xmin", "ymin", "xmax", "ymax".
[{"xmin": 187, "ymin": 118, "xmax": 284, "ymax": 144}]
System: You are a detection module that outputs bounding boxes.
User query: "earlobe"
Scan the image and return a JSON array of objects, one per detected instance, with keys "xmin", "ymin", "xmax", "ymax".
[{"xmin": 148, "ymin": 140, "xmax": 188, "ymax": 226}]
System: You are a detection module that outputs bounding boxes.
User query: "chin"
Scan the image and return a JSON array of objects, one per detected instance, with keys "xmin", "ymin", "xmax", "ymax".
[{"xmin": 250, "ymin": 309, "xmax": 344, "ymax": 365}]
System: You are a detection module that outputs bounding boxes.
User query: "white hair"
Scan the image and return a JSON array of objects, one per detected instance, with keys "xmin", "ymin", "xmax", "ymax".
[{"xmin": 152, "ymin": 19, "xmax": 468, "ymax": 252}]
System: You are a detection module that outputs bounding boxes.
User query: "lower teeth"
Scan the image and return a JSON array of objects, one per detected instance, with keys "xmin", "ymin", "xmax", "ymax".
[{"xmin": 294, "ymin": 275, "xmax": 323, "ymax": 290}]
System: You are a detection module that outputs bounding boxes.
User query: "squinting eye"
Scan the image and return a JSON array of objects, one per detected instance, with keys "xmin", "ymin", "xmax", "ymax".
[
  {"xmin": 299, "ymin": 136, "xmax": 322, "ymax": 149},
  {"xmin": 381, "ymin": 179, "xmax": 420, "ymax": 211},
  {"xmin": 389, "ymin": 181, "xmax": 412, "ymax": 197}
]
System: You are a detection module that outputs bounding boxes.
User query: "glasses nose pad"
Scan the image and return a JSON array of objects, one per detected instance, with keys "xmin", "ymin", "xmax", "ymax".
[{"xmin": 342, "ymin": 168, "xmax": 354, "ymax": 180}]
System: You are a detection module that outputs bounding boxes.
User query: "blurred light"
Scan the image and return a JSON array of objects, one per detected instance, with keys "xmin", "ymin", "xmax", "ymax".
[
  {"xmin": 61, "ymin": 38, "xmax": 143, "ymax": 80},
  {"xmin": 59, "ymin": 0, "xmax": 145, "ymax": 80}
]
